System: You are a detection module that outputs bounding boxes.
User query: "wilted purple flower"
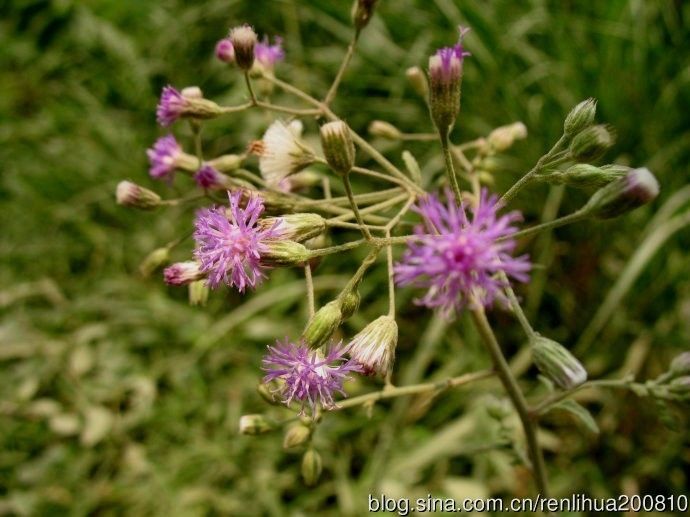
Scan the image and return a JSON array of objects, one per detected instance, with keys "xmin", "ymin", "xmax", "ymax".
[
  {"xmin": 255, "ymin": 36, "xmax": 284, "ymax": 67},
  {"xmin": 193, "ymin": 190, "xmax": 281, "ymax": 291},
  {"xmin": 394, "ymin": 189, "xmax": 530, "ymax": 317},
  {"xmin": 147, "ymin": 135, "xmax": 182, "ymax": 180},
  {"xmin": 215, "ymin": 38, "xmax": 235, "ymax": 63},
  {"xmin": 262, "ymin": 339, "xmax": 362, "ymax": 413},
  {"xmin": 156, "ymin": 85, "xmax": 188, "ymax": 127},
  {"xmin": 194, "ymin": 164, "xmax": 221, "ymax": 189}
]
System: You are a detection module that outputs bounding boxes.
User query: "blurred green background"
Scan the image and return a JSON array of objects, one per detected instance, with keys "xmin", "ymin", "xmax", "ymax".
[{"xmin": 1, "ymin": 0, "xmax": 689, "ymax": 515}]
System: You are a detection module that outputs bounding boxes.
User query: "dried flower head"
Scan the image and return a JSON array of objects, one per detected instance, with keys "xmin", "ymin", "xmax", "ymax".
[
  {"xmin": 262, "ymin": 339, "xmax": 362, "ymax": 413},
  {"xmin": 229, "ymin": 25, "xmax": 257, "ymax": 70},
  {"xmin": 395, "ymin": 189, "xmax": 530, "ymax": 317},
  {"xmin": 193, "ymin": 190, "xmax": 282, "ymax": 291},
  {"xmin": 258, "ymin": 120, "xmax": 316, "ymax": 187}
]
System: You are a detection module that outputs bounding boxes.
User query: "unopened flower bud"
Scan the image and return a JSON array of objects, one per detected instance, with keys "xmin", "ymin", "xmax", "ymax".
[
  {"xmin": 428, "ymin": 30, "xmax": 469, "ymax": 134},
  {"xmin": 551, "ymin": 163, "xmax": 626, "ymax": 189},
  {"xmin": 347, "ymin": 315, "xmax": 398, "ymax": 376},
  {"xmin": 215, "ymin": 38, "xmax": 235, "ymax": 63},
  {"xmin": 181, "ymin": 86, "xmax": 203, "ymax": 99},
  {"xmin": 406, "ymin": 66, "xmax": 429, "ymax": 98},
  {"xmin": 583, "ymin": 167, "xmax": 659, "ymax": 219},
  {"xmin": 402, "ymin": 150, "xmax": 423, "ymax": 185},
  {"xmin": 351, "ymin": 0, "xmax": 379, "ymax": 30},
  {"xmin": 208, "ymin": 154, "xmax": 243, "ymax": 172},
  {"xmin": 188, "ymin": 280, "xmax": 209, "ymax": 306},
  {"xmin": 283, "ymin": 423, "xmax": 311, "ymax": 449},
  {"xmin": 531, "ymin": 336, "xmax": 587, "ymax": 390},
  {"xmin": 669, "ymin": 352, "xmax": 690, "ymax": 378},
  {"xmin": 260, "ymin": 213, "xmax": 327, "ymax": 242},
  {"xmin": 487, "ymin": 122, "xmax": 528, "ymax": 152},
  {"xmin": 261, "ymin": 240, "xmax": 311, "ymax": 266},
  {"xmin": 368, "ymin": 120, "xmax": 402, "ymax": 140},
  {"xmin": 668, "ymin": 376, "xmax": 690, "ymax": 399},
  {"xmin": 116, "ymin": 181, "xmax": 161, "ymax": 210},
  {"xmin": 229, "ymin": 25, "xmax": 257, "ymax": 71},
  {"xmin": 302, "ymin": 300, "xmax": 343, "ymax": 349},
  {"xmin": 485, "ymin": 396, "xmax": 512, "ymax": 420},
  {"xmin": 339, "ymin": 290, "xmax": 361, "ymax": 319},
  {"xmin": 139, "ymin": 247, "xmax": 170, "ymax": 277},
  {"xmin": 163, "ymin": 261, "xmax": 205, "ymax": 286},
  {"xmin": 564, "ymin": 98, "xmax": 597, "ymax": 137},
  {"xmin": 569, "ymin": 124, "xmax": 614, "ymax": 163},
  {"xmin": 320, "ymin": 121, "xmax": 356, "ymax": 176},
  {"xmin": 301, "ymin": 448, "xmax": 322, "ymax": 487},
  {"xmin": 239, "ymin": 414, "xmax": 274, "ymax": 435}
]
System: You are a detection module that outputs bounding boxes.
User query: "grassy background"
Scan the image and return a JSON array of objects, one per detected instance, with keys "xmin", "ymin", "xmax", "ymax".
[{"xmin": 1, "ymin": 0, "xmax": 689, "ymax": 515}]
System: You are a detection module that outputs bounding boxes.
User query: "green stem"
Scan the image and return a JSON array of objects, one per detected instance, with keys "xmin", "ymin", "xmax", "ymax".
[
  {"xmin": 304, "ymin": 264, "xmax": 315, "ymax": 318},
  {"xmin": 531, "ymin": 377, "xmax": 636, "ymax": 416},
  {"xmin": 506, "ymin": 209, "xmax": 588, "ymax": 241},
  {"xmin": 324, "ymin": 30, "xmax": 360, "ymax": 106},
  {"xmin": 335, "ymin": 370, "xmax": 494, "ymax": 410},
  {"xmin": 501, "ymin": 135, "xmax": 568, "ymax": 205},
  {"xmin": 343, "ymin": 172, "xmax": 373, "ymax": 241},
  {"xmin": 470, "ymin": 307, "xmax": 550, "ymax": 497},
  {"xmin": 439, "ymin": 131, "xmax": 463, "ymax": 202},
  {"xmin": 244, "ymin": 72, "xmax": 257, "ymax": 104}
]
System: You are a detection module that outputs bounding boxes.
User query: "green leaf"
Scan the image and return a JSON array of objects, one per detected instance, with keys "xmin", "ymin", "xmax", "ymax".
[{"xmin": 552, "ymin": 399, "xmax": 600, "ymax": 435}]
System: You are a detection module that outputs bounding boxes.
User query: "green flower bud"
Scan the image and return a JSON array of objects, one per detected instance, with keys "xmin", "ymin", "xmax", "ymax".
[
  {"xmin": 139, "ymin": 247, "xmax": 170, "ymax": 277},
  {"xmin": 531, "ymin": 336, "xmax": 587, "ymax": 390},
  {"xmin": 406, "ymin": 66, "xmax": 429, "ymax": 98},
  {"xmin": 569, "ymin": 124, "xmax": 614, "ymax": 163},
  {"xmin": 302, "ymin": 300, "xmax": 343, "ymax": 349},
  {"xmin": 351, "ymin": 0, "xmax": 379, "ymax": 30},
  {"xmin": 669, "ymin": 352, "xmax": 690, "ymax": 378},
  {"xmin": 320, "ymin": 120, "xmax": 356, "ymax": 176},
  {"xmin": 208, "ymin": 153, "xmax": 244, "ymax": 172},
  {"xmin": 402, "ymin": 150, "xmax": 422, "ymax": 185},
  {"xmin": 283, "ymin": 423, "xmax": 312, "ymax": 449},
  {"xmin": 668, "ymin": 376, "xmax": 690, "ymax": 399},
  {"xmin": 301, "ymin": 448, "xmax": 323, "ymax": 487},
  {"xmin": 368, "ymin": 120, "xmax": 402, "ymax": 140},
  {"xmin": 116, "ymin": 181, "xmax": 161, "ymax": 210},
  {"xmin": 583, "ymin": 167, "xmax": 659, "ymax": 219},
  {"xmin": 239, "ymin": 414, "xmax": 274, "ymax": 435},
  {"xmin": 259, "ymin": 213, "xmax": 327, "ymax": 242},
  {"xmin": 487, "ymin": 122, "xmax": 527, "ymax": 152},
  {"xmin": 188, "ymin": 280, "xmax": 209, "ymax": 306},
  {"xmin": 261, "ymin": 240, "xmax": 311, "ymax": 266},
  {"xmin": 229, "ymin": 25, "xmax": 257, "ymax": 71},
  {"xmin": 339, "ymin": 289, "xmax": 361, "ymax": 319},
  {"xmin": 550, "ymin": 163, "xmax": 627, "ymax": 189},
  {"xmin": 564, "ymin": 98, "xmax": 597, "ymax": 137}
]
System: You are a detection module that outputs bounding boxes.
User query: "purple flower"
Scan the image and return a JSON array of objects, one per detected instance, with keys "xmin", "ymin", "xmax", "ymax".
[
  {"xmin": 215, "ymin": 38, "xmax": 235, "ymax": 63},
  {"xmin": 429, "ymin": 26, "xmax": 470, "ymax": 82},
  {"xmin": 146, "ymin": 135, "xmax": 181, "ymax": 180},
  {"xmin": 194, "ymin": 164, "xmax": 221, "ymax": 189},
  {"xmin": 255, "ymin": 36, "xmax": 284, "ymax": 67},
  {"xmin": 394, "ymin": 189, "xmax": 530, "ymax": 317},
  {"xmin": 193, "ymin": 190, "xmax": 281, "ymax": 291},
  {"xmin": 156, "ymin": 85, "xmax": 188, "ymax": 127},
  {"xmin": 262, "ymin": 339, "xmax": 362, "ymax": 413}
]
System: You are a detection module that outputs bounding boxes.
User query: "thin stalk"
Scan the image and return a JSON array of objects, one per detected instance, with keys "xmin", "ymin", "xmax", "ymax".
[
  {"xmin": 506, "ymin": 209, "xmax": 588, "ymax": 241},
  {"xmin": 344, "ymin": 173, "xmax": 377, "ymax": 242},
  {"xmin": 498, "ymin": 271, "xmax": 537, "ymax": 340},
  {"xmin": 439, "ymin": 131, "xmax": 463, "ymax": 202},
  {"xmin": 220, "ymin": 101, "xmax": 253, "ymax": 114},
  {"xmin": 531, "ymin": 377, "xmax": 636, "ymax": 416},
  {"xmin": 304, "ymin": 264, "xmax": 315, "ymax": 318},
  {"xmin": 325, "ymin": 219, "xmax": 386, "ymax": 231},
  {"xmin": 385, "ymin": 229, "xmax": 396, "ymax": 317},
  {"xmin": 399, "ymin": 133, "xmax": 438, "ymax": 141},
  {"xmin": 255, "ymin": 100, "xmax": 321, "ymax": 116},
  {"xmin": 335, "ymin": 370, "xmax": 494, "ymax": 410},
  {"xmin": 351, "ymin": 166, "xmax": 411, "ymax": 190},
  {"xmin": 470, "ymin": 306, "xmax": 549, "ymax": 497},
  {"xmin": 501, "ymin": 135, "xmax": 568, "ymax": 205},
  {"xmin": 244, "ymin": 72, "xmax": 257, "ymax": 104},
  {"xmin": 330, "ymin": 193, "xmax": 409, "ymax": 224},
  {"xmin": 324, "ymin": 30, "xmax": 360, "ymax": 106}
]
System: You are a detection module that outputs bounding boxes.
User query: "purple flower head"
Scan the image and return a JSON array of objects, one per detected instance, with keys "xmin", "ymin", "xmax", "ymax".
[
  {"xmin": 193, "ymin": 190, "xmax": 282, "ymax": 291},
  {"xmin": 215, "ymin": 38, "xmax": 235, "ymax": 63},
  {"xmin": 156, "ymin": 85, "xmax": 189, "ymax": 127},
  {"xmin": 194, "ymin": 164, "xmax": 221, "ymax": 189},
  {"xmin": 429, "ymin": 26, "xmax": 471, "ymax": 82},
  {"xmin": 147, "ymin": 135, "xmax": 181, "ymax": 181},
  {"xmin": 394, "ymin": 189, "xmax": 530, "ymax": 318},
  {"xmin": 262, "ymin": 339, "xmax": 362, "ymax": 413},
  {"xmin": 255, "ymin": 36, "xmax": 284, "ymax": 67}
]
